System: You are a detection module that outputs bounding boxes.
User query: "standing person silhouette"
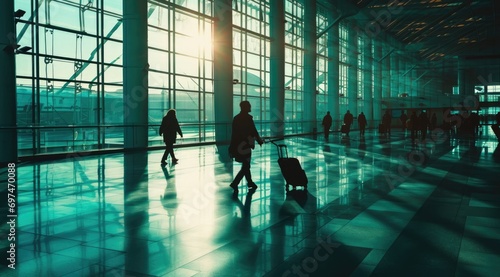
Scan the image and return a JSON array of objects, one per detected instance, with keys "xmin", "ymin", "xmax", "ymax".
[
  {"xmin": 343, "ymin": 110, "xmax": 354, "ymax": 136},
  {"xmin": 322, "ymin": 111, "xmax": 333, "ymax": 140},
  {"xmin": 382, "ymin": 110, "xmax": 392, "ymax": 136},
  {"xmin": 409, "ymin": 110, "xmax": 418, "ymax": 144},
  {"xmin": 228, "ymin": 101, "xmax": 264, "ymax": 191},
  {"xmin": 358, "ymin": 112, "xmax": 367, "ymax": 136},
  {"xmin": 418, "ymin": 110, "xmax": 429, "ymax": 141},
  {"xmin": 400, "ymin": 111, "xmax": 408, "ymax": 132},
  {"xmin": 159, "ymin": 109, "xmax": 183, "ymax": 165}
]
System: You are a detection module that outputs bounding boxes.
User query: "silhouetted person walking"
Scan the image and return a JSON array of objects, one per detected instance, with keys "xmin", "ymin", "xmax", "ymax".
[
  {"xmin": 400, "ymin": 111, "xmax": 408, "ymax": 132},
  {"xmin": 159, "ymin": 109, "xmax": 183, "ymax": 165},
  {"xmin": 382, "ymin": 110, "xmax": 392, "ymax": 136},
  {"xmin": 358, "ymin": 112, "xmax": 367, "ymax": 136},
  {"xmin": 229, "ymin": 101, "xmax": 263, "ymax": 191},
  {"xmin": 322, "ymin": 111, "xmax": 333, "ymax": 140},
  {"xmin": 418, "ymin": 110, "xmax": 429, "ymax": 140},
  {"xmin": 343, "ymin": 110, "xmax": 354, "ymax": 136},
  {"xmin": 410, "ymin": 111, "xmax": 418, "ymax": 144}
]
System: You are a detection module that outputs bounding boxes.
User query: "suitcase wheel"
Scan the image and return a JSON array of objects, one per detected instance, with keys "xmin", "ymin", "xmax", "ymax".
[{"xmin": 285, "ymin": 184, "xmax": 307, "ymax": 192}]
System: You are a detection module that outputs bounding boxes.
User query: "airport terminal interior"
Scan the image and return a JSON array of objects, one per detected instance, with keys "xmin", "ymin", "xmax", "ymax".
[{"xmin": 1, "ymin": 0, "xmax": 500, "ymax": 276}]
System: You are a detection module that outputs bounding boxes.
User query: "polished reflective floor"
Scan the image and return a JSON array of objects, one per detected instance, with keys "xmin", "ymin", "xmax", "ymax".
[{"xmin": 2, "ymin": 128, "xmax": 500, "ymax": 276}]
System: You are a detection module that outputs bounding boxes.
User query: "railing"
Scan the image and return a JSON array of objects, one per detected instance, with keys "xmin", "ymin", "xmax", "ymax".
[
  {"xmin": 4, "ymin": 120, "xmax": 315, "ymax": 157},
  {"xmin": 3, "ymin": 118, "xmax": 420, "ymax": 157}
]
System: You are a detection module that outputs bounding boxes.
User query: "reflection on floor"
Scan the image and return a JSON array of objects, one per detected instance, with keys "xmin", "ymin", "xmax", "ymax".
[{"xmin": 2, "ymin": 129, "xmax": 500, "ymax": 276}]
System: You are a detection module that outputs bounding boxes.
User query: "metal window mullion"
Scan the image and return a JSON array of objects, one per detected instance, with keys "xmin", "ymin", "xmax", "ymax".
[
  {"xmin": 98, "ymin": 0, "xmax": 105, "ymax": 149},
  {"xmin": 34, "ymin": 0, "xmax": 41, "ymax": 154},
  {"xmin": 197, "ymin": 13, "xmax": 202, "ymax": 141},
  {"xmin": 170, "ymin": 7, "xmax": 174, "ymax": 108}
]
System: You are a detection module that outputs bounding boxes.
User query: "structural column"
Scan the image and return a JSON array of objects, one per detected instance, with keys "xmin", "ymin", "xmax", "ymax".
[
  {"xmin": 382, "ymin": 45, "xmax": 391, "ymax": 98},
  {"xmin": 484, "ymin": 83, "xmax": 488, "ymax": 105},
  {"xmin": 270, "ymin": 0, "xmax": 285, "ymax": 137},
  {"xmin": 458, "ymin": 59, "xmax": 476, "ymax": 98},
  {"xmin": 123, "ymin": 0, "xmax": 148, "ymax": 149},
  {"xmin": 464, "ymin": 70, "xmax": 477, "ymax": 97},
  {"xmin": 391, "ymin": 51, "xmax": 399, "ymax": 97},
  {"xmin": 327, "ymin": 11, "xmax": 340, "ymax": 130},
  {"xmin": 213, "ymin": 0, "xmax": 233, "ymax": 144},
  {"xmin": 303, "ymin": 0, "xmax": 316, "ymax": 134},
  {"xmin": 373, "ymin": 40, "xmax": 383, "ymax": 123},
  {"xmin": 363, "ymin": 36, "xmax": 373, "ymax": 126},
  {"xmin": 347, "ymin": 26, "xmax": 358, "ymax": 115},
  {"xmin": 411, "ymin": 63, "xmax": 417, "ymax": 96},
  {"xmin": 457, "ymin": 58, "xmax": 466, "ymax": 96},
  {"xmin": 0, "ymin": 0, "xmax": 17, "ymax": 164},
  {"xmin": 399, "ymin": 57, "xmax": 406, "ymax": 95}
]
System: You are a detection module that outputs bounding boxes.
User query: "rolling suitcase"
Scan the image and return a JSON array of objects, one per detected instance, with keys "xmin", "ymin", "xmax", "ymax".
[
  {"xmin": 491, "ymin": 124, "xmax": 500, "ymax": 141},
  {"xmin": 271, "ymin": 140, "xmax": 308, "ymax": 191},
  {"xmin": 340, "ymin": 124, "xmax": 348, "ymax": 134}
]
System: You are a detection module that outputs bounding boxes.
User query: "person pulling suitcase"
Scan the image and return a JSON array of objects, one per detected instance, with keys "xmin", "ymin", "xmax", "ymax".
[{"xmin": 228, "ymin": 101, "xmax": 264, "ymax": 192}]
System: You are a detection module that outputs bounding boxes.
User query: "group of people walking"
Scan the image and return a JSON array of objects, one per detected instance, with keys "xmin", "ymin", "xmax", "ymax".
[
  {"xmin": 159, "ymin": 101, "xmax": 264, "ymax": 192},
  {"xmin": 159, "ymin": 105, "xmax": 496, "ymax": 194},
  {"xmin": 320, "ymin": 109, "xmax": 444, "ymax": 142},
  {"xmin": 322, "ymin": 110, "xmax": 367, "ymax": 139}
]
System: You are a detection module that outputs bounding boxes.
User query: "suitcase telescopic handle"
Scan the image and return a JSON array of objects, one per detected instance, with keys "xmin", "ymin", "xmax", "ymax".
[
  {"xmin": 265, "ymin": 138, "xmax": 288, "ymax": 158},
  {"xmin": 277, "ymin": 144, "xmax": 288, "ymax": 159}
]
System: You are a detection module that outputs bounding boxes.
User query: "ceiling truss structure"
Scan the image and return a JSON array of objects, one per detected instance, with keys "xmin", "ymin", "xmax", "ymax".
[{"xmin": 320, "ymin": 0, "xmax": 500, "ymax": 80}]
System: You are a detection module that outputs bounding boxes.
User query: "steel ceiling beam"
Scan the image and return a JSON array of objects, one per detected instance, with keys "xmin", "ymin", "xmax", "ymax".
[{"xmin": 402, "ymin": 0, "xmax": 472, "ymax": 44}]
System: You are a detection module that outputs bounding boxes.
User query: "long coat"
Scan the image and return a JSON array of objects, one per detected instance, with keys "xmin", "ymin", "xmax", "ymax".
[
  {"xmin": 159, "ymin": 116, "xmax": 182, "ymax": 145},
  {"xmin": 322, "ymin": 114, "xmax": 332, "ymax": 129},
  {"xmin": 344, "ymin": 112, "xmax": 354, "ymax": 125},
  {"xmin": 229, "ymin": 112, "xmax": 261, "ymax": 162}
]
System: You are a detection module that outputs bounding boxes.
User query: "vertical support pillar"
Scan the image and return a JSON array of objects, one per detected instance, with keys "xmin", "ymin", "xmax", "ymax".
[
  {"xmin": 373, "ymin": 40, "xmax": 383, "ymax": 123},
  {"xmin": 484, "ymin": 82, "xmax": 488, "ymax": 103},
  {"xmin": 123, "ymin": 0, "xmax": 148, "ymax": 149},
  {"xmin": 327, "ymin": 11, "xmax": 340, "ymax": 130},
  {"xmin": 411, "ymin": 63, "xmax": 417, "ymax": 96},
  {"xmin": 213, "ymin": 0, "xmax": 233, "ymax": 144},
  {"xmin": 347, "ymin": 26, "xmax": 357, "ymax": 115},
  {"xmin": 458, "ymin": 58, "xmax": 476, "ymax": 98},
  {"xmin": 465, "ymin": 69, "xmax": 477, "ymax": 96},
  {"xmin": 382, "ymin": 46, "xmax": 391, "ymax": 98},
  {"xmin": 363, "ymin": 36, "xmax": 373, "ymax": 126},
  {"xmin": 457, "ymin": 57, "xmax": 470, "ymax": 96},
  {"xmin": 391, "ymin": 52, "xmax": 399, "ymax": 97},
  {"xmin": 270, "ymin": 0, "xmax": 285, "ymax": 137},
  {"xmin": 303, "ymin": 0, "xmax": 316, "ymax": 134},
  {"xmin": 399, "ymin": 57, "xmax": 406, "ymax": 95},
  {"xmin": 0, "ymin": 0, "xmax": 17, "ymax": 164},
  {"xmin": 458, "ymin": 68, "xmax": 464, "ymax": 95}
]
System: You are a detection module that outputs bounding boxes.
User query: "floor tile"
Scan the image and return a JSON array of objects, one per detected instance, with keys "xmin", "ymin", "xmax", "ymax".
[{"xmin": 2, "ymin": 131, "xmax": 500, "ymax": 276}]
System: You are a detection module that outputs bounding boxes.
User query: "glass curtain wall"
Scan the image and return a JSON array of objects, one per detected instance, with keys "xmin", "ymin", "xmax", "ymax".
[
  {"xmin": 15, "ymin": 0, "xmax": 124, "ymax": 155},
  {"xmin": 14, "ymin": 0, "xmax": 385, "ymax": 157},
  {"xmin": 284, "ymin": 0, "xmax": 304, "ymax": 132},
  {"xmin": 147, "ymin": 1, "xmax": 214, "ymax": 145},
  {"xmin": 14, "ymin": 0, "xmax": 217, "ymax": 154},
  {"xmin": 233, "ymin": 0, "xmax": 271, "ymax": 137},
  {"xmin": 316, "ymin": 8, "xmax": 328, "ymax": 121},
  {"xmin": 357, "ymin": 35, "xmax": 364, "ymax": 114},
  {"xmin": 478, "ymin": 85, "xmax": 500, "ymax": 124},
  {"xmin": 338, "ymin": 23, "xmax": 348, "ymax": 111}
]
